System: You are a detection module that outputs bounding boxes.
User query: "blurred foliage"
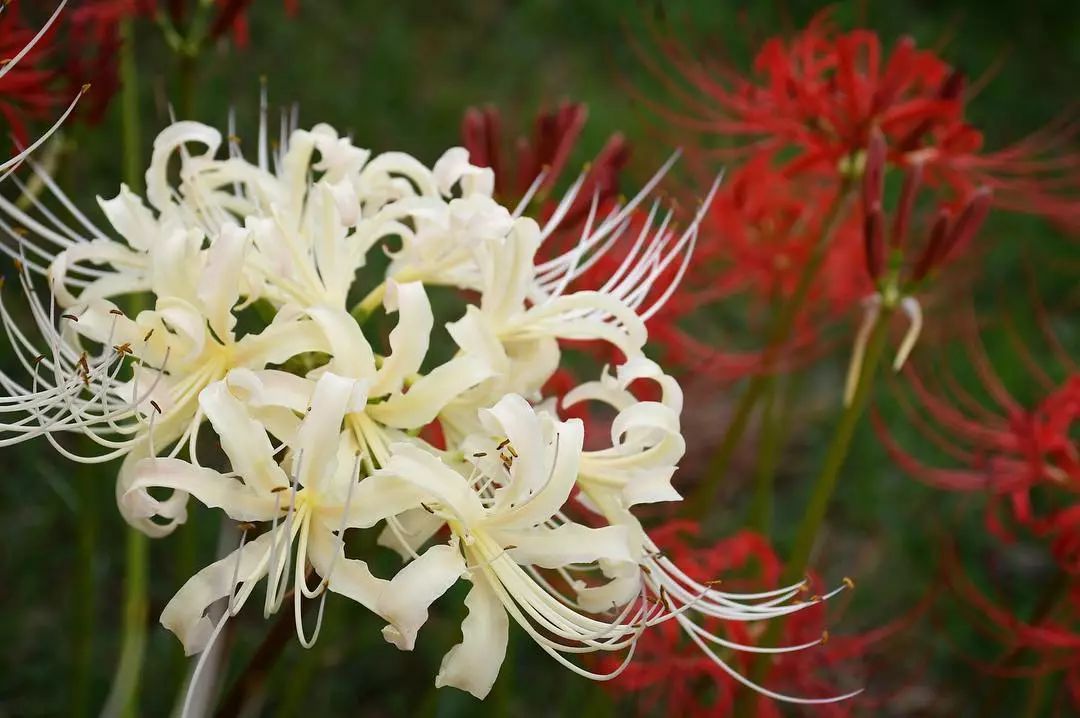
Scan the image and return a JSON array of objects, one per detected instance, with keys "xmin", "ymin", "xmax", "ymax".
[{"xmin": 1, "ymin": 1, "xmax": 1077, "ymax": 716}]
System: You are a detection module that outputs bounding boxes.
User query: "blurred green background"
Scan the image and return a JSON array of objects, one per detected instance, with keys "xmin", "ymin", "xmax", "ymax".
[{"xmin": 1, "ymin": 1, "xmax": 1077, "ymax": 716}]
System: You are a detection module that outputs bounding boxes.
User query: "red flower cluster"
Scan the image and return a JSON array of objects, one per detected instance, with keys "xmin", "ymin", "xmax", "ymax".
[
  {"xmin": 882, "ymin": 298, "xmax": 1079, "ymax": 707},
  {"xmin": 945, "ymin": 541, "xmax": 1080, "ymax": 711},
  {"xmin": 642, "ymin": 10, "xmax": 1078, "ymax": 228}
]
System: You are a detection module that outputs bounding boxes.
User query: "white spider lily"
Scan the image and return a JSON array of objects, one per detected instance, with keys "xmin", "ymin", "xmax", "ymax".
[
  {"xmin": 299, "ymin": 279, "xmax": 494, "ymax": 465},
  {"xmin": 0, "ymin": 88, "xmax": 863, "ymax": 709},
  {"xmin": 0, "ymin": 224, "xmax": 327, "ymax": 535},
  {"xmin": 124, "ymin": 372, "xmax": 370, "ymax": 655},
  {"xmin": 333, "ymin": 394, "xmax": 651, "ymax": 699}
]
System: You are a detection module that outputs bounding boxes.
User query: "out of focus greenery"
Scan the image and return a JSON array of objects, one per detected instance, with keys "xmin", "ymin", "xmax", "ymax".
[{"xmin": 1, "ymin": 1, "xmax": 1077, "ymax": 716}]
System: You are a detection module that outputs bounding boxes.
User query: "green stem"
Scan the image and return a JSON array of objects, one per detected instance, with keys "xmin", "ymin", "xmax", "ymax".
[
  {"xmin": 736, "ymin": 311, "xmax": 890, "ymax": 718},
  {"xmin": 1021, "ymin": 673, "xmax": 1051, "ymax": 718},
  {"xmin": 103, "ymin": 528, "xmax": 149, "ymax": 718},
  {"xmin": 72, "ymin": 469, "xmax": 98, "ymax": 718},
  {"xmin": 177, "ymin": 52, "xmax": 199, "ymax": 120},
  {"xmin": 683, "ymin": 183, "xmax": 854, "ymax": 520},
  {"xmin": 747, "ymin": 377, "xmax": 778, "ymax": 534},
  {"xmin": 103, "ymin": 20, "xmax": 148, "ymax": 718},
  {"xmin": 783, "ymin": 314, "xmax": 889, "ymax": 582}
]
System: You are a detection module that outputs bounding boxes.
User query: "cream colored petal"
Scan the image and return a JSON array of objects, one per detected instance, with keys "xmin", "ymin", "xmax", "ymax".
[
  {"xmin": 369, "ymin": 354, "xmax": 493, "ymax": 429},
  {"xmin": 305, "ymin": 306, "xmax": 377, "ymax": 379},
  {"xmin": 160, "ymin": 531, "xmax": 275, "ymax": 655},
  {"xmin": 146, "ymin": 121, "xmax": 222, "ymax": 211},
  {"xmin": 123, "ymin": 457, "xmax": 279, "ymax": 523},
  {"xmin": 434, "ymin": 577, "xmax": 508, "ymax": 699},
  {"xmin": 371, "ymin": 281, "xmax": 433, "ymax": 396},
  {"xmin": 497, "ymin": 523, "xmax": 637, "ymax": 569},
  {"xmin": 377, "ymin": 507, "xmax": 446, "ymax": 560},
  {"xmin": 375, "ymin": 444, "xmax": 486, "ymax": 526},
  {"xmin": 199, "ymin": 381, "xmax": 288, "ymax": 493},
  {"xmin": 379, "ymin": 542, "xmax": 465, "ymax": 650},
  {"xmin": 295, "ymin": 373, "xmax": 366, "ymax": 490}
]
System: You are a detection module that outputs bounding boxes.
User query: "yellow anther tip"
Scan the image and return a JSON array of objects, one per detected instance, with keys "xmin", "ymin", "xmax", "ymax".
[{"xmin": 842, "ymin": 576, "xmax": 855, "ymax": 590}]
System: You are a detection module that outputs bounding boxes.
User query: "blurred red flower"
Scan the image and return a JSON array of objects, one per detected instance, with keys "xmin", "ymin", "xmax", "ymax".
[
  {"xmin": 0, "ymin": 5, "xmax": 64, "ymax": 144},
  {"xmin": 639, "ymin": 9, "xmax": 1079, "ymax": 228},
  {"xmin": 944, "ymin": 538, "xmax": 1080, "ymax": 711}
]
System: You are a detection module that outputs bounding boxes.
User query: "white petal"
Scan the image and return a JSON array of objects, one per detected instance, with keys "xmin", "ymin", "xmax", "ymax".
[
  {"xmin": 306, "ymin": 527, "xmax": 387, "ymax": 614},
  {"xmin": 376, "ymin": 444, "xmax": 486, "ymax": 526},
  {"xmin": 379, "ymin": 541, "xmax": 465, "ymax": 650},
  {"xmin": 296, "ymin": 373, "xmax": 367, "ymax": 490},
  {"xmin": 97, "ymin": 184, "xmax": 156, "ymax": 251},
  {"xmin": 377, "ymin": 507, "xmax": 446, "ymax": 560},
  {"xmin": 433, "ymin": 147, "xmax": 495, "ymax": 198},
  {"xmin": 197, "ymin": 223, "xmax": 248, "ymax": 339},
  {"xmin": 306, "ymin": 306, "xmax": 377, "ymax": 379},
  {"xmin": 161, "ymin": 531, "xmax": 275, "ymax": 655},
  {"xmin": 371, "ymin": 281, "xmax": 433, "ymax": 396},
  {"xmin": 146, "ymin": 121, "xmax": 222, "ymax": 211},
  {"xmin": 434, "ymin": 578, "xmax": 508, "ymax": 699},
  {"xmin": 199, "ymin": 381, "xmax": 288, "ymax": 493},
  {"xmin": 499, "ymin": 523, "xmax": 637, "ymax": 569},
  {"xmin": 369, "ymin": 354, "xmax": 493, "ymax": 429},
  {"xmin": 123, "ymin": 457, "xmax": 279, "ymax": 523}
]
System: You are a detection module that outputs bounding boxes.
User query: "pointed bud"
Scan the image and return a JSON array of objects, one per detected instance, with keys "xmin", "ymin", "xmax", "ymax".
[
  {"xmin": 941, "ymin": 186, "xmax": 993, "ymax": 260},
  {"xmin": 891, "ymin": 161, "xmax": 923, "ymax": 248},
  {"xmin": 863, "ymin": 202, "xmax": 885, "ymax": 281},
  {"xmin": 862, "ymin": 127, "xmax": 887, "ymax": 217},
  {"xmin": 911, "ymin": 208, "xmax": 952, "ymax": 282},
  {"xmin": 938, "ymin": 69, "xmax": 966, "ymax": 102}
]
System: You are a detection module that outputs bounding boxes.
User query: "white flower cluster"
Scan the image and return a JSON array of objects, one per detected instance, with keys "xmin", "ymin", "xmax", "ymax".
[{"xmin": 0, "ymin": 109, "xmax": 852, "ymax": 707}]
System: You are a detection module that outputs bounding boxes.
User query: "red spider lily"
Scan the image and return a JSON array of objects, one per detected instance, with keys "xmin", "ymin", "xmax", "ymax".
[
  {"xmin": 702, "ymin": 157, "xmax": 867, "ymax": 313},
  {"xmin": 600, "ymin": 522, "xmax": 908, "ymax": 716},
  {"xmin": 878, "ymin": 282, "xmax": 1079, "ymax": 580},
  {"xmin": 637, "ymin": 10, "xmax": 1079, "ymax": 228},
  {"xmin": 0, "ymin": 4, "xmax": 64, "ymax": 144},
  {"xmin": 640, "ymin": 159, "xmax": 862, "ymax": 379},
  {"xmin": 878, "ymin": 334, "xmax": 1078, "ymax": 497},
  {"xmin": 461, "ymin": 100, "xmax": 630, "ymax": 258},
  {"xmin": 943, "ymin": 539, "xmax": 1080, "ymax": 711}
]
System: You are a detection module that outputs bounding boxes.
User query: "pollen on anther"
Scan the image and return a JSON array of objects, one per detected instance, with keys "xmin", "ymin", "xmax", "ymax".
[
  {"xmin": 61, "ymin": 314, "xmax": 79, "ymax": 322},
  {"xmin": 150, "ymin": 400, "xmax": 162, "ymax": 414},
  {"xmin": 843, "ymin": 576, "xmax": 855, "ymax": 590},
  {"xmin": 237, "ymin": 522, "xmax": 257, "ymax": 531},
  {"xmin": 821, "ymin": 630, "xmax": 830, "ymax": 645},
  {"xmin": 110, "ymin": 309, "xmax": 125, "ymax": 316}
]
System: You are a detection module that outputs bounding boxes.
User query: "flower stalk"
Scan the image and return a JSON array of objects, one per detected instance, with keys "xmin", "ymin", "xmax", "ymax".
[
  {"xmin": 103, "ymin": 19, "xmax": 147, "ymax": 718},
  {"xmin": 684, "ymin": 179, "xmax": 855, "ymax": 520},
  {"xmin": 735, "ymin": 309, "xmax": 889, "ymax": 717}
]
